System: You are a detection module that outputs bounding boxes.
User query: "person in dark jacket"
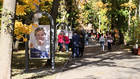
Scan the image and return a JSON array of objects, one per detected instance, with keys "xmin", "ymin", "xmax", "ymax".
[
  {"xmin": 85, "ymin": 32, "xmax": 89, "ymax": 46},
  {"xmin": 79, "ymin": 30, "xmax": 85, "ymax": 57},
  {"xmin": 72, "ymin": 31, "xmax": 80, "ymax": 58}
]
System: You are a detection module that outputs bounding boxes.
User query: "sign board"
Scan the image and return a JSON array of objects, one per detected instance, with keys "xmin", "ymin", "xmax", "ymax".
[{"xmin": 29, "ymin": 25, "xmax": 50, "ymax": 59}]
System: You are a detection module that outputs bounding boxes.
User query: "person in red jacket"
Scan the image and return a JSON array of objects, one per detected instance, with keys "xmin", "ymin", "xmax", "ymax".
[
  {"xmin": 58, "ymin": 31, "xmax": 64, "ymax": 51},
  {"xmin": 64, "ymin": 34, "xmax": 70, "ymax": 52}
]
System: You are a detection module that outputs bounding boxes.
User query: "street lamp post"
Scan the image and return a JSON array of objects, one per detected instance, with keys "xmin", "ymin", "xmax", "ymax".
[
  {"xmin": 41, "ymin": 11, "xmax": 55, "ymax": 70},
  {"xmin": 25, "ymin": 11, "xmax": 55, "ymax": 71}
]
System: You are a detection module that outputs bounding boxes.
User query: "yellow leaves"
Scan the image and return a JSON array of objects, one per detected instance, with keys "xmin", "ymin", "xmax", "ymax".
[
  {"xmin": 30, "ymin": 5, "xmax": 36, "ymax": 10},
  {"xmin": 27, "ymin": 0, "xmax": 40, "ymax": 10},
  {"xmin": 14, "ymin": 29, "xmax": 19, "ymax": 35},
  {"xmin": 26, "ymin": 0, "xmax": 40, "ymax": 10},
  {"xmin": 16, "ymin": 35, "xmax": 23, "ymax": 40},
  {"xmin": 121, "ymin": 2, "xmax": 131, "ymax": 7},
  {"xmin": 102, "ymin": 16, "xmax": 107, "ymax": 21},
  {"xmin": 15, "ymin": 21, "xmax": 23, "ymax": 28},
  {"xmin": 41, "ymin": 5, "xmax": 51, "ymax": 12},
  {"xmin": 121, "ymin": 2, "xmax": 136, "ymax": 9},
  {"xmin": 15, "ymin": 0, "xmax": 52, "ymax": 41},
  {"xmin": 132, "ymin": 16, "xmax": 136, "ymax": 21},
  {"xmin": 24, "ymin": 0, "xmax": 31, "ymax": 4},
  {"xmin": 14, "ymin": 20, "xmax": 34, "ymax": 40},
  {"xmin": 100, "ymin": 8, "xmax": 108, "ymax": 14},
  {"xmin": 40, "ymin": 0, "xmax": 52, "ymax": 12},
  {"xmin": 78, "ymin": 0, "xmax": 86, "ymax": 9},
  {"xmin": 32, "ymin": 23, "xmax": 38, "ymax": 28},
  {"xmin": 120, "ymin": 3, "xmax": 128, "ymax": 7},
  {"xmin": 16, "ymin": 4, "xmax": 27, "ymax": 16},
  {"xmin": 95, "ymin": 1, "xmax": 111, "ymax": 10},
  {"xmin": 33, "ymin": 0, "xmax": 40, "ymax": 5},
  {"xmin": 23, "ymin": 37, "xmax": 28, "ymax": 42},
  {"xmin": 41, "ymin": 0, "xmax": 53, "ymax": 2},
  {"xmin": 17, "ymin": 0, "xmax": 41, "ymax": 12},
  {"xmin": 23, "ymin": 0, "xmax": 40, "ymax": 5},
  {"xmin": 96, "ymin": 1, "xmax": 103, "ymax": 8},
  {"xmin": 16, "ymin": 35, "xmax": 27, "ymax": 42}
]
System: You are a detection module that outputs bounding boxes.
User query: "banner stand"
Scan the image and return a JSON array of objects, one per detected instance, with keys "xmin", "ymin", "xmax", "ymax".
[{"xmin": 25, "ymin": 11, "xmax": 55, "ymax": 72}]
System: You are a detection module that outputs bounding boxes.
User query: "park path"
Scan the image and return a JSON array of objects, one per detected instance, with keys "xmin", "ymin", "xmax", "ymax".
[{"xmin": 55, "ymin": 39, "xmax": 140, "ymax": 79}]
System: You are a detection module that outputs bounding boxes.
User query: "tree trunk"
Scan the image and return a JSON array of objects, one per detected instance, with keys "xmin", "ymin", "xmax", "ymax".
[
  {"xmin": 138, "ymin": 0, "xmax": 140, "ymax": 39},
  {"xmin": 0, "ymin": 0, "xmax": 16, "ymax": 79},
  {"xmin": 128, "ymin": 10, "xmax": 131, "ymax": 33},
  {"xmin": 128, "ymin": 0, "xmax": 132, "ymax": 37},
  {"xmin": 139, "ymin": 0, "xmax": 140, "ymax": 20},
  {"xmin": 99, "ymin": 14, "xmax": 101, "ymax": 32},
  {"xmin": 133, "ymin": 8, "xmax": 137, "ymax": 41}
]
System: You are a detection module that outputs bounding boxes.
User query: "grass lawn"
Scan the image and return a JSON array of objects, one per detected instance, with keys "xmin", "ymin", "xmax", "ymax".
[{"xmin": 12, "ymin": 50, "xmax": 71, "ymax": 79}]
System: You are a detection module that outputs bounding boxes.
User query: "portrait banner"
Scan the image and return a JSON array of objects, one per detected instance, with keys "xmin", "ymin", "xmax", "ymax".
[{"xmin": 29, "ymin": 25, "xmax": 50, "ymax": 59}]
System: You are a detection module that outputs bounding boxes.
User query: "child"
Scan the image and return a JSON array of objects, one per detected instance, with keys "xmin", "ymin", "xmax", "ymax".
[
  {"xmin": 34, "ymin": 27, "xmax": 46, "ymax": 46},
  {"xmin": 30, "ymin": 27, "xmax": 50, "ymax": 58}
]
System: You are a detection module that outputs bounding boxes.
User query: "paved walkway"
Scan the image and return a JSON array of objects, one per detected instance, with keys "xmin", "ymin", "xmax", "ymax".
[{"xmin": 56, "ymin": 39, "xmax": 140, "ymax": 79}]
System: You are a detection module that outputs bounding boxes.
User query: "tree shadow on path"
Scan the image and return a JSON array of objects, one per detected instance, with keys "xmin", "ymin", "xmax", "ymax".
[{"xmin": 63, "ymin": 45, "xmax": 140, "ymax": 72}]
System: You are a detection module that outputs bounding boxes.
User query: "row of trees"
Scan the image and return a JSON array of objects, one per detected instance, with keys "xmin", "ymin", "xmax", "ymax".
[
  {"xmin": 54, "ymin": 0, "xmax": 140, "ymax": 43},
  {"xmin": 57, "ymin": 0, "xmax": 140, "ymax": 43},
  {"xmin": 84, "ymin": 0, "xmax": 140, "ymax": 43}
]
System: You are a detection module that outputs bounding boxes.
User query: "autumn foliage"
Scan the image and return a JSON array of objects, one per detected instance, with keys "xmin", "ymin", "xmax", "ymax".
[{"xmin": 15, "ymin": 0, "xmax": 53, "ymax": 41}]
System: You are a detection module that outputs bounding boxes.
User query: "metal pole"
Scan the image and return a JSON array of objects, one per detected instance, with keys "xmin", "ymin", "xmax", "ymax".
[
  {"xmin": 25, "ymin": 34, "xmax": 29, "ymax": 72},
  {"xmin": 43, "ymin": 12, "xmax": 55, "ymax": 70}
]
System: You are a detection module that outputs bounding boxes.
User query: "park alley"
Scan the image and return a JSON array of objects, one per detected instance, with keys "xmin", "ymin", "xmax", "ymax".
[{"xmin": 56, "ymin": 39, "xmax": 140, "ymax": 79}]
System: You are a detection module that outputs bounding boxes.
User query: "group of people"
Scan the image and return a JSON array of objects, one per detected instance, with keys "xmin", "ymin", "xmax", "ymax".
[
  {"xmin": 86, "ymin": 30, "xmax": 114, "ymax": 52},
  {"xmin": 58, "ymin": 29, "xmax": 116, "ymax": 58},
  {"xmin": 99, "ymin": 32, "xmax": 113, "ymax": 52},
  {"xmin": 58, "ymin": 31, "xmax": 70, "ymax": 53},
  {"xmin": 58, "ymin": 30, "xmax": 87, "ymax": 58}
]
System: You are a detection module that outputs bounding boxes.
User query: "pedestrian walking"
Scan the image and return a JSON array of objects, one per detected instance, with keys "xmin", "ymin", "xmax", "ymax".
[
  {"xmin": 107, "ymin": 33, "xmax": 113, "ymax": 51},
  {"xmin": 58, "ymin": 31, "xmax": 64, "ymax": 52},
  {"xmin": 68, "ymin": 31, "xmax": 73, "ymax": 51},
  {"xmin": 64, "ymin": 33, "xmax": 70, "ymax": 52},
  {"xmin": 72, "ymin": 31, "xmax": 80, "ymax": 58},
  {"xmin": 96, "ymin": 32, "xmax": 100, "ymax": 41},
  {"xmin": 99, "ymin": 34, "xmax": 105, "ymax": 51},
  {"xmin": 79, "ymin": 31, "xmax": 85, "ymax": 57},
  {"xmin": 85, "ymin": 32, "xmax": 89, "ymax": 46}
]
